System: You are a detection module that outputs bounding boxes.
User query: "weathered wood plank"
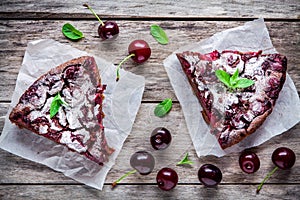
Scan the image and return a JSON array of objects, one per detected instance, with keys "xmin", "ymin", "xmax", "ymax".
[
  {"xmin": 0, "ymin": 0, "xmax": 299, "ymax": 198},
  {"xmin": 0, "ymin": 184, "xmax": 299, "ymax": 200},
  {"xmin": 0, "ymin": 20, "xmax": 299, "ymax": 102},
  {"xmin": 0, "ymin": 0, "xmax": 299, "ymax": 19},
  {"xmin": 1, "ymin": 102, "xmax": 299, "ymax": 184},
  {"xmin": 0, "ymin": 17, "xmax": 299, "ymax": 199}
]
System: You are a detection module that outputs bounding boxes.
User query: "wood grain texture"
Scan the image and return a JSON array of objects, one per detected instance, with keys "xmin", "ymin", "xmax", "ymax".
[
  {"xmin": 0, "ymin": 0, "xmax": 299, "ymax": 19},
  {"xmin": 0, "ymin": 1, "xmax": 299, "ymax": 199},
  {"xmin": 0, "ymin": 20, "xmax": 299, "ymax": 102},
  {"xmin": 1, "ymin": 103, "xmax": 299, "ymax": 184},
  {"xmin": 0, "ymin": 185, "xmax": 299, "ymax": 200}
]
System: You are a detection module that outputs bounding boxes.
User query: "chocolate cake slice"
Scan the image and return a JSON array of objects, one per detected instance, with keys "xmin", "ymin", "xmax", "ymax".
[
  {"xmin": 176, "ymin": 50, "xmax": 287, "ymax": 149},
  {"xmin": 9, "ymin": 56, "xmax": 114, "ymax": 165}
]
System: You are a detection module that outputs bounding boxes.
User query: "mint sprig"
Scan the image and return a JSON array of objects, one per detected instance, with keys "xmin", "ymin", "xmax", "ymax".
[
  {"xmin": 177, "ymin": 152, "xmax": 194, "ymax": 166},
  {"xmin": 215, "ymin": 69, "xmax": 254, "ymax": 90},
  {"xmin": 154, "ymin": 98, "xmax": 172, "ymax": 117},
  {"xmin": 50, "ymin": 93, "xmax": 69, "ymax": 118}
]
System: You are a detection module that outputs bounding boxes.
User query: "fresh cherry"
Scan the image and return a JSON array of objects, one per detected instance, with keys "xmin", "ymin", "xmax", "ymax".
[
  {"xmin": 156, "ymin": 168, "xmax": 178, "ymax": 191},
  {"xmin": 128, "ymin": 40, "xmax": 151, "ymax": 64},
  {"xmin": 239, "ymin": 151, "xmax": 260, "ymax": 174},
  {"xmin": 98, "ymin": 21, "xmax": 119, "ymax": 40},
  {"xmin": 116, "ymin": 40, "xmax": 151, "ymax": 81},
  {"xmin": 83, "ymin": 4, "xmax": 119, "ymax": 40},
  {"xmin": 112, "ymin": 151, "xmax": 155, "ymax": 188},
  {"xmin": 130, "ymin": 151, "xmax": 155, "ymax": 175},
  {"xmin": 150, "ymin": 127, "xmax": 172, "ymax": 150},
  {"xmin": 272, "ymin": 147, "xmax": 296, "ymax": 170},
  {"xmin": 257, "ymin": 147, "xmax": 296, "ymax": 193},
  {"xmin": 198, "ymin": 164, "xmax": 222, "ymax": 187}
]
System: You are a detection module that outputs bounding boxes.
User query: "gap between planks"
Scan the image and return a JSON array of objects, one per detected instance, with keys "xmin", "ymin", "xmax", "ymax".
[
  {"xmin": 0, "ymin": 13, "xmax": 299, "ymax": 22},
  {"xmin": 108, "ymin": 182, "xmax": 300, "ymax": 186},
  {"xmin": 1, "ymin": 182, "xmax": 299, "ymax": 186}
]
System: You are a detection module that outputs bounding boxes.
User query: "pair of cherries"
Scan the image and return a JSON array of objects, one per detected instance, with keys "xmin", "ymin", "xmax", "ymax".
[
  {"xmin": 84, "ymin": 4, "xmax": 151, "ymax": 80},
  {"xmin": 239, "ymin": 147, "xmax": 296, "ymax": 193},
  {"xmin": 239, "ymin": 147, "xmax": 296, "ymax": 174}
]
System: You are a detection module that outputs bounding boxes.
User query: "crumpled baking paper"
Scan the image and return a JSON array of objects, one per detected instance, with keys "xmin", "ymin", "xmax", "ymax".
[
  {"xmin": 0, "ymin": 39, "xmax": 145, "ymax": 190},
  {"xmin": 164, "ymin": 18, "xmax": 300, "ymax": 157}
]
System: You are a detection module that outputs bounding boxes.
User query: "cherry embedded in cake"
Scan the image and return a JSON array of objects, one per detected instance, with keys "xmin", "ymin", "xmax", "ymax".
[
  {"xmin": 176, "ymin": 50, "xmax": 287, "ymax": 149},
  {"xmin": 9, "ymin": 56, "xmax": 114, "ymax": 165}
]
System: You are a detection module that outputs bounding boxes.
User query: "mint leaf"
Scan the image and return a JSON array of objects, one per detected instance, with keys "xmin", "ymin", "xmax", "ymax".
[
  {"xmin": 230, "ymin": 68, "xmax": 239, "ymax": 85},
  {"xmin": 50, "ymin": 99, "xmax": 61, "ymax": 118},
  {"xmin": 177, "ymin": 152, "xmax": 194, "ymax": 165},
  {"xmin": 234, "ymin": 78, "xmax": 255, "ymax": 89},
  {"xmin": 62, "ymin": 23, "xmax": 84, "ymax": 41},
  {"xmin": 154, "ymin": 98, "xmax": 172, "ymax": 117},
  {"xmin": 150, "ymin": 24, "xmax": 169, "ymax": 45},
  {"xmin": 50, "ymin": 93, "xmax": 69, "ymax": 118},
  {"xmin": 215, "ymin": 69, "xmax": 231, "ymax": 87}
]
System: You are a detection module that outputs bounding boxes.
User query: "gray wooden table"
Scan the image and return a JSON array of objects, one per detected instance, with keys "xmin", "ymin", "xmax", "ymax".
[{"xmin": 0, "ymin": 1, "xmax": 299, "ymax": 199}]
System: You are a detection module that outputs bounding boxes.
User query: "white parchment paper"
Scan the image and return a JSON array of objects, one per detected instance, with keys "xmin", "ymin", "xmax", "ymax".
[
  {"xmin": 164, "ymin": 18, "xmax": 300, "ymax": 157},
  {"xmin": 0, "ymin": 39, "xmax": 145, "ymax": 190}
]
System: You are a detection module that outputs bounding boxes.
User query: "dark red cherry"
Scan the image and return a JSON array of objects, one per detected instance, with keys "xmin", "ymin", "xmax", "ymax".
[
  {"xmin": 130, "ymin": 151, "xmax": 155, "ymax": 175},
  {"xmin": 257, "ymin": 147, "xmax": 296, "ymax": 193},
  {"xmin": 98, "ymin": 21, "xmax": 119, "ymax": 40},
  {"xmin": 272, "ymin": 147, "xmax": 296, "ymax": 170},
  {"xmin": 150, "ymin": 127, "xmax": 172, "ymax": 150},
  {"xmin": 156, "ymin": 168, "xmax": 178, "ymax": 191},
  {"xmin": 84, "ymin": 4, "xmax": 119, "ymax": 40},
  {"xmin": 115, "ymin": 40, "xmax": 151, "ymax": 81},
  {"xmin": 128, "ymin": 40, "xmax": 151, "ymax": 63},
  {"xmin": 198, "ymin": 164, "xmax": 222, "ymax": 187},
  {"xmin": 239, "ymin": 151, "xmax": 260, "ymax": 174}
]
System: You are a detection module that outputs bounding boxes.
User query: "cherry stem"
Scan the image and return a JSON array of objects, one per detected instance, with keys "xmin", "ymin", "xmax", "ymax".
[
  {"xmin": 256, "ymin": 166, "xmax": 278, "ymax": 194},
  {"xmin": 111, "ymin": 169, "xmax": 137, "ymax": 188},
  {"xmin": 83, "ymin": 4, "xmax": 105, "ymax": 26},
  {"xmin": 116, "ymin": 53, "xmax": 135, "ymax": 81}
]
